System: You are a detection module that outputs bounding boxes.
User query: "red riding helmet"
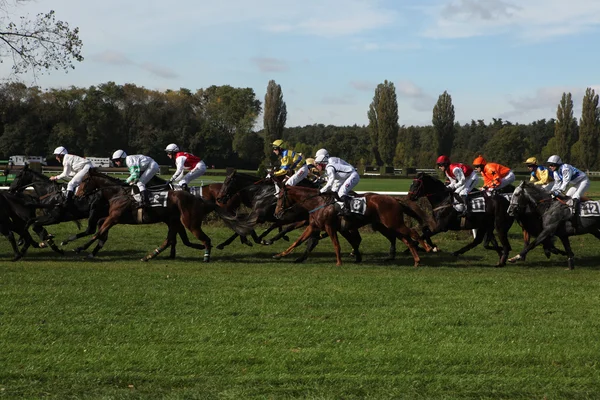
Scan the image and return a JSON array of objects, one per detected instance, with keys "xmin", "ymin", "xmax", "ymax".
[{"xmin": 436, "ymin": 155, "xmax": 450, "ymax": 166}]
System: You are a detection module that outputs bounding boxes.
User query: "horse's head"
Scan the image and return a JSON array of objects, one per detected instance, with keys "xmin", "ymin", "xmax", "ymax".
[
  {"xmin": 217, "ymin": 169, "xmax": 237, "ymax": 204},
  {"xmin": 9, "ymin": 164, "xmax": 55, "ymax": 194},
  {"xmin": 507, "ymin": 181, "xmax": 542, "ymax": 216},
  {"xmin": 274, "ymin": 181, "xmax": 290, "ymax": 219},
  {"xmin": 408, "ymin": 172, "xmax": 425, "ymax": 201}
]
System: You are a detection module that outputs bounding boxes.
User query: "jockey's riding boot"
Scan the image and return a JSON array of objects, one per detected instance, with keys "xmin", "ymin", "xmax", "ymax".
[
  {"xmin": 572, "ymin": 198, "xmax": 580, "ymax": 228},
  {"xmin": 460, "ymin": 194, "xmax": 470, "ymax": 216},
  {"xmin": 181, "ymin": 183, "xmax": 190, "ymax": 192},
  {"xmin": 63, "ymin": 190, "xmax": 74, "ymax": 208},
  {"xmin": 140, "ymin": 190, "xmax": 150, "ymax": 207},
  {"xmin": 339, "ymin": 195, "xmax": 352, "ymax": 216}
]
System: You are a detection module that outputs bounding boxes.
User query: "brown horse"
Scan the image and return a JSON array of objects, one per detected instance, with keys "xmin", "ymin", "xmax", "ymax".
[
  {"xmin": 74, "ymin": 173, "xmax": 252, "ymax": 261},
  {"xmin": 272, "ymin": 184, "xmax": 431, "ymax": 266}
]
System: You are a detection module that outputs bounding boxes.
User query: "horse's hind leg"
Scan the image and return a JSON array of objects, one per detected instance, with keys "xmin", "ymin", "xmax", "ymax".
[
  {"xmin": 264, "ymin": 221, "xmax": 307, "ymax": 245},
  {"xmin": 293, "ymin": 230, "xmax": 322, "ymax": 264},
  {"xmin": 451, "ymin": 228, "xmax": 487, "ymax": 258},
  {"xmin": 216, "ymin": 232, "xmax": 239, "ymax": 250},
  {"xmin": 339, "ymin": 229, "xmax": 362, "ymax": 263},
  {"xmin": 2, "ymin": 229, "xmax": 22, "ymax": 261},
  {"xmin": 143, "ymin": 225, "xmax": 178, "ymax": 261},
  {"xmin": 176, "ymin": 225, "xmax": 206, "ymax": 251}
]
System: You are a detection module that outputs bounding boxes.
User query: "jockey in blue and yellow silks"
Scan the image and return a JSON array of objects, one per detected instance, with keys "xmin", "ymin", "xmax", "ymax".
[
  {"xmin": 524, "ymin": 156, "xmax": 551, "ymax": 189},
  {"xmin": 272, "ymin": 139, "xmax": 305, "ymax": 179}
]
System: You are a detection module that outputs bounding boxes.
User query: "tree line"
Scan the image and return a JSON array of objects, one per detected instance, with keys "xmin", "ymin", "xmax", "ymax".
[{"xmin": 0, "ymin": 79, "xmax": 598, "ymax": 172}]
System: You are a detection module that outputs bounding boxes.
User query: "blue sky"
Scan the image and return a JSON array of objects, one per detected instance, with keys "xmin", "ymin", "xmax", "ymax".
[{"xmin": 3, "ymin": 0, "xmax": 600, "ymax": 127}]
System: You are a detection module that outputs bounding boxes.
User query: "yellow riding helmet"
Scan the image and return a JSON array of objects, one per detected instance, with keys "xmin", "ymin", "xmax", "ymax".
[
  {"xmin": 305, "ymin": 157, "xmax": 316, "ymax": 166},
  {"xmin": 272, "ymin": 139, "xmax": 284, "ymax": 148},
  {"xmin": 524, "ymin": 157, "xmax": 538, "ymax": 165}
]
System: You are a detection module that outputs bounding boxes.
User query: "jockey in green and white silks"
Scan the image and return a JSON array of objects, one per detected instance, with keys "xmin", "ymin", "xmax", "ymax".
[{"xmin": 111, "ymin": 150, "xmax": 159, "ymax": 206}]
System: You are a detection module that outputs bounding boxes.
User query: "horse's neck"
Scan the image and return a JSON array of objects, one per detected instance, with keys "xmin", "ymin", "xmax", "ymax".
[{"xmin": 288, "ymin": 187, "xmax": 324, "ymax": 209}]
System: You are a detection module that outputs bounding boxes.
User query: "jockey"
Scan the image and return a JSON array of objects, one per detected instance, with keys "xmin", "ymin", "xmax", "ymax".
[
  {"xmin": 436, "ymin": 155, "xmax": 478, "ymax": 216},
  {"xmin": 164, "ymin": 143, "xmax": 206, "ymax": 192},
  {"xmin": 49, "ymin": 146, "xmax": 92, "ymax": 207},
  {"xmin": 472, "ymin": 155, "xmax": 515, "ymax": 193},
  {"xmin": 315, "ymin": 151, "xmax": 360, "ymax": 215},
  {"xmin": 111, "ymin": 150, "xmax": 160, "ymax": 207},
  {"xmin": 546, "ymin": 155, "xmax": 590, "ymax": 218},
  {"xmin": 304, "ymin": 157, "xmax": 322, "ymax": 184},
  {"xmin": 524, "ymin": 156, "xmax": 552, "ymax": 189},
  {"xmin": 272, "ymin": 139, "xmax": 305, "ymax": 180}
]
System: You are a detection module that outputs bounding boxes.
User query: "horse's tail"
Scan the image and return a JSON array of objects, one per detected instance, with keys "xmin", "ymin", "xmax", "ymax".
[
  {"xmin": 398, "ymin": 199, "xmax": 437, "ymax": 231},
  {"xmin": 212, "ymin": 205, "xmax": 257, "ymax": 236}
]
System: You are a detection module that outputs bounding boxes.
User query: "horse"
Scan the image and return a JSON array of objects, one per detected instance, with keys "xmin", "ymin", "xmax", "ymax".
[
  {"xmin": 408, "ymin": 172, "xmax": 513, "ymax": 267},
  {"xmin": 216, "ymin": 169, "xmax": 314, "ymax": 247},
  {"xmin": 507, "ymin": 181, "xmax": 600, "ymax": 269},
  {"xmin": 272, "ymin": 183, "xmax": 431, "ymax": 266},
  {"xmin": 73, "ymin": 171, "xmax": 253, "ymax": 261}
]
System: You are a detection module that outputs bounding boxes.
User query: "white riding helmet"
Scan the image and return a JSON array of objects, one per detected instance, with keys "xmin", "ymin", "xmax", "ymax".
[
  {"xmin": 315, "ymin": 148, "xmax": 329, "ymax": 158},
  {"xmin": 315, "ymin": 154, "xmax": 329, "ymax": 164},
  {"xmin": 165, "ymin": 143, "xmax": 180, "ymax": 152},
  {"xmin": 53, "ymin": 146, "xmax": 68, "ymax": 156},
  {"xmin": 547, "ymin": 155, "xmax": 563, "ymax": 165},
  {"xmin": 111, "ymin": 149, "xmax": 127, "ymax": 160}
]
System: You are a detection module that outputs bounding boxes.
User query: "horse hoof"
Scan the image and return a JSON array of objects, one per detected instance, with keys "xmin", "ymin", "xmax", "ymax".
[
  {"xmin": 507, "ymin": 255, "xmax": 521, "ymax": 263},
  {"xmin": 141, "ymin": 258, "xmax": 148, "ymax": 262},
  {"xmin": 282, "ymin": 236, "xmax": 290, "ymax": 242},
  {"xmin": 451, "ymin": 252, "xmax": 459, "ymax": 258},
  {"xmin": 12, "ymin": 254, "xmax": 23, "ymax": 262},
  {"xmin": 244, "ymin": 241, "xmax": 253, "ymax": 247},
  {"xmin": 61, "ymin": 241, "xmax": 68, "ymax": 246},
  {"xmin": 73, "ymin": 248, "xmax": 82, "ymax": 254},
  {"xmin": 216, "ymin": 244, "xmax": 224, "ymax": 250},
  {"xmin": 203, "ymin": 257, "xmax": 210, "ymax": 263},
  {"xmin": 86, "ymin": 254, "xmax": 95, "ymax": 260},
  {"xmin": 272, "ymin": 254, "xmax": 282, "ymax": 260},
  {"xmin": 293, "ymin": 257, "xmax": 305, "ymax": 264},
  {"xmin": 261, "ymin": 240, "xmax": 272, "ymax": 246},
  {"xmin": 17, "ymin": 239, "xmax": 24, "ymax": 246},
  {"xmin": 567, "ymin": 258, "xmax": 575, "ymax": 270},
  {"xmin": 39, "ymin": 242, "xmax": 47, "ymax": 249},
  {"xmin": 432, "ymin": 246, "xmax": 440, "ymax": 253}
]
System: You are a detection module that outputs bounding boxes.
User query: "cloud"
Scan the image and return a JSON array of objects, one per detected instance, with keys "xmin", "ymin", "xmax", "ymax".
[
  {"xmin": 91, "ymin": 50, "xmax": 178, "ymax": 79},
  {"xmin": 322, "ymin": 95, "xmax": 355, "ymax": 105},
  {"xmin": 501, "ymin": 85, "xmax": 600, "ymax": 120},
  {"xmin": 350, "ymin": 80, "xmax": 375, "ymax": 91},
  {"xmin": 423, "ymin": 0, "xmax": 600, "ymax": 41},
  {"xmin": 396, "ymin": 80, "xmax": 436, "ymax": 112},
  {"xmin": 251, "ymin": 57, "xmax": 289, "ymax": 73}
]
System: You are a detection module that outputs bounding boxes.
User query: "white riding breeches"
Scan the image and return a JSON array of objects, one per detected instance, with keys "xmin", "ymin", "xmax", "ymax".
[
  {"xmin": 66, "ymin": 164, "xmax": 91, "ymax": 192},
  {"xmin": 336, "ymin": 171, "xmax": 360, "ymax": 197},
  {"xmin": 178, "ymin": 160, "xmax": 207, "ymax": 185},
  {"xmin": 286, "ymin": 165, "xmax": 309, "ymax": 186},
  {"xmin": 565, "ymin": 177, "xmax": 590, "ymax": 200},
  {"xmin": 137, "ymin": 161, "xmax": 160, "ymax": 191},
  {"xmin": 454, "ymin": 172, "xmax": 479, "ymax": 196}
]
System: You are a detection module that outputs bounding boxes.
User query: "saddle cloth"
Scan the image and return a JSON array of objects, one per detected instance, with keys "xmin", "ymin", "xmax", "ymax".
[
  {"xmin": 579, "ymin": 200, "xmax": 600, "ymax": 217},
  {"xmin": 336, "ymin": 196, "xmax": 367, "ymax": 215},
  {"xmin": 452, "ymin": 193, "xmax": 511, "ymax": 214},
  {"xmin": 131, "ymin": 189, "xmax": 169, "ymax": 207}
]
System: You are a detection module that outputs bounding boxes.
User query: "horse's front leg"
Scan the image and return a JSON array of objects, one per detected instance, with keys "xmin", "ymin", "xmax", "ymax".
[
  {"xmin": 273, "ymin": 224, "xmax": 315, "ymax": 259},
  {"xmin": 508, "ymin": 223, "xmax": 560, "ymax": 263},
  {"xmin": 325, "ymin": 224, "xmax": 343, "ymax": 266}
]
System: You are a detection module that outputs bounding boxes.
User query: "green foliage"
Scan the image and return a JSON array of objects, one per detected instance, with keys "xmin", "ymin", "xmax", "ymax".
[
  {"xmin": 368, "ymin": 80, "xmax": 399, "ymax": 166},
  {"xmin": 0, "ymin": 5, "xmax": 83, "ymax": 75},
  {"xmin": 483, "ymin": 125, "xmax": 530, "ymax": 166},
  {"xmin": 263, "ymin": 80, "xmax": 286, "ymax": 162},
  {"xmin": 432, "ymin": 90, "xmax": 455, "ymax": 157},
  {"xmin": 577, "ymin": 87, "xmax": 600, "ymax": 170},
  {"xmin": 554, "ymin": 92, "xmax": 578, "ymax": 162}
]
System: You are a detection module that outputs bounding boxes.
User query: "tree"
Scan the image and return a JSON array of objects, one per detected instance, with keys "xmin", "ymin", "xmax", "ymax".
[
  {"xmin": 483, "ymin": 125, "xmax": 530, "ymax": 166},
  {"xmin": 432, "ymin": 90, "xmax": 455, "ymax": 157},
  {"xmin": 0, "ymin": 1, "xmax": 83, "ymax": 75},
  {"xmin": 262, "ymin": 80, "xmax": 286, "ymax": 163},
  {"xmin": 577, "ymin": 87, "xmax": 599, "ymax": 170},
  {"xmin": 367, "ymin": 80, "xmax": 399, "ymax": 166},
  {"xmin": 554, "ymin": 92, "xmax": 578, "ymax": 162}
]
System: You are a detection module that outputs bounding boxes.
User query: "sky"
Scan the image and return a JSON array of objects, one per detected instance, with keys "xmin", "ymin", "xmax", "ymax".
[{"xmin": 2, "ymin": 0, "xmax": 600, "ymax": 128}]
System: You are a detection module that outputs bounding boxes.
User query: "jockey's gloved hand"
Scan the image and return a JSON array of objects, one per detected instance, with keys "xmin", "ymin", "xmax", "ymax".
[{"xmin": 551, "ymin": 190, "xmax": 561, "ymax": 198}]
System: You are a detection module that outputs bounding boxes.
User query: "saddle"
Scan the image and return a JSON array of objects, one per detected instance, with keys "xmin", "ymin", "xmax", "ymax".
[{"xmin": 129, "ymin": 186, "xmax": 168, "ymax": 207}]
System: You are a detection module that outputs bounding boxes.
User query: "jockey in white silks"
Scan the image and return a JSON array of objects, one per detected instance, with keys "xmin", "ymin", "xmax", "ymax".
[
  {"xmin": 164, "ymin": 143, "xmax": 206, "ymax": 191},
  {"xmin": 546, "ymin": 154, "xmax": 590, "ymax": 219},
  {"xmin": 314, "ymin": 150, "xmax": 360, "ymax": 215},
  {"xmin": 111, "ymin": 150, "xmax": 160, "ymax": 207},
  {"xmin": 49, "ymin": 146, "xmax": 92, "ymax": 207}
]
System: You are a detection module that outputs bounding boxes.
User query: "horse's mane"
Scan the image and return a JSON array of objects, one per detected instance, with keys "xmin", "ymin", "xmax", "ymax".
[
  {"xmin": 18, "ymin": 166, "xmax": 50, "ymax": 181},
  {"xmin": 89, "ymin": 168, "xmax": 123, "ymax": 183},
  {"xmin": 416, "ymin": 172, "xmax": 446, "ymax": 189},
  {"xmin": 521, "ymin": 181, "xmax": 551, "ymax": 198}
]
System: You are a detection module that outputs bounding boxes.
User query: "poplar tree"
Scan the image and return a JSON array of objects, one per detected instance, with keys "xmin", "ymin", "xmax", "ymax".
[
  {"xmin": 554, "ymin": 92, "xmax": 577, "ymax": 162},
  {"xmin": 432, "ymin": 90, "xmax": 455, "ymax": 157},
  {"xmin": 578, "ymin": 87, "xmax": 600, "ymax": 169},
  {"xmin": 262, "ymin": 80, "xmax": 287, "ymax": 163},
  {"xmin": 367, "ymin": 80, "xmax": 399, "ymax": 166}
]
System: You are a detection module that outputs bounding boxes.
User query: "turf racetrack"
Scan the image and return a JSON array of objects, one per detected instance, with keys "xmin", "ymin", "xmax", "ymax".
[{"xmin": 1, "ymin": 220, "xmax": 600, "ymax": 398}]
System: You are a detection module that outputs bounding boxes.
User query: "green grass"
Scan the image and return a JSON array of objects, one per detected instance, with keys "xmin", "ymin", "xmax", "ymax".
[{"xmin": 2, "ymin": 222, "xmax": 600, "ymax": 399}]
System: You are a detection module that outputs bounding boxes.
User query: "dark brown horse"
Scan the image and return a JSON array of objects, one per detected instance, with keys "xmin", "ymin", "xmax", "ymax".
[
  {"xmin": 272, "ymin": 184, "xmax": 431, "ymax": 266},
  {"xmin": 73, "ymin": 171, "xmax": 252, "ymax": 261}
]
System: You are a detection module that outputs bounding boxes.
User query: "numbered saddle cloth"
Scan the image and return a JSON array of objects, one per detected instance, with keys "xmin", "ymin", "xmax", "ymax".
[
  {"xmin": 452, "ymin": 193, "xmax": 512, "ymax": 213},
  {"xmin": 337, "ymin": 196, "xmax": 367, "ymax": 215},
  {"xmin": 579, "ymin": 200, "xmax": 600, "ymax": 217},
  {"xmin": 131, "ymin": 189, "xmax": 169, "ymax": 207}
]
